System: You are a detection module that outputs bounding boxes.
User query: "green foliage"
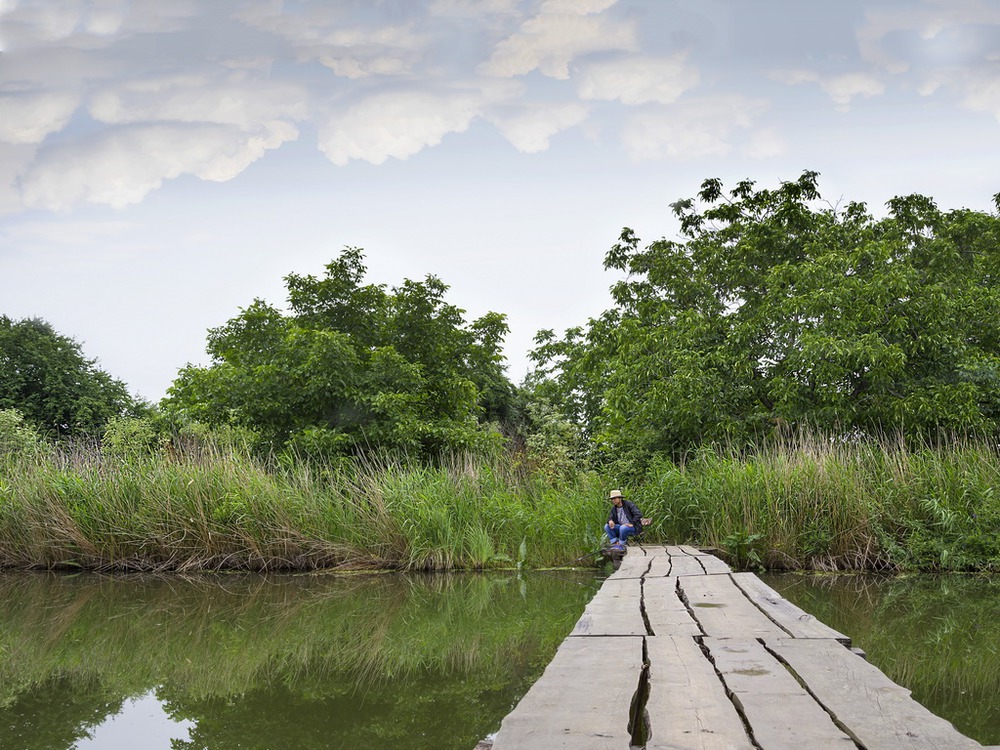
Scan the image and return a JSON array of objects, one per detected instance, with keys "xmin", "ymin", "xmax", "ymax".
[
  {"xmin": 164, "ymin": 248, "xmax": 514, "ymax": 458},
  {"xmin": 532, "ymin": 173, "xmax": 1000, "ymax": 465},
  {"xmin": 0, "ymin": 409, "xmax": 48, "ymax": 461},
  {"xmin": 0, "ymin": 437, "xmax": 606, "ymax": 572},
  {"xmin": 0, "ymin": 317, "xmax": 141, "ymax": 436},
  {"xmin": 635, "ymin": 432, "xmax": 1000, "ymax": 572}
]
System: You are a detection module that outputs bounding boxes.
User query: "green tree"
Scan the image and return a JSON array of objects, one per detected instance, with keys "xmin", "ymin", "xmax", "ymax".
[
  {"xmin": 164, "ymin": 248, "xmax": 514, "ymax": 457},
  {"xmin": 532, "ymin": 173, "xmax": 1000, "ymax": 465},
  {"xmin": 0, "ymin": 317, "xmax": 140, "ymax": 436}
]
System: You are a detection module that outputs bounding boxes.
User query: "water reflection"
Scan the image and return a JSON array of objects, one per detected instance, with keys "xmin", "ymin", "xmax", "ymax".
[
  {"xmin": 0, "ymin": 570, "xmax": 603, "ymax": 749},
  {"xmin": 761, "ymin": 572, "xmax": 1000, "ymax": 746}
]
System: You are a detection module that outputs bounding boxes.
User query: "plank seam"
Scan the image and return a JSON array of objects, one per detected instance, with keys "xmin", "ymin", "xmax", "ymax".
[
  {"xmin": 758, "ymin": 638, "xmax": 867, "ymax": 750},
  {"xmin": 696, "ymin": 636, "xmax": 764, "ymax": 750},
  {"xmin": 727, "ymin": 572, "xmax": 796, "ymax": 638}
]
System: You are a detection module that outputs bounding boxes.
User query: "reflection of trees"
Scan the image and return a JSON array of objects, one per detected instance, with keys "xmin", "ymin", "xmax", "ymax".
[
  {"xmin": 0, "ymin": 676, "xmax": 124, "ymax": 750},
  {"xmin": 0, "ymin": 570, "xmax": 601, "ymax": 749},
  {"xmin": 762, "ymin": 573, "xmax": 1000, "ymax": 744}
]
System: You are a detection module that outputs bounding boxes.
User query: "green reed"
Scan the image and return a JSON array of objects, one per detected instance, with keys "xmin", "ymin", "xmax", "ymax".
[
  {"xmin": 638, "ymin": 432, "xmax": 1000, "ymax": 571},
  {"xmin": 0, "ymin": 443, "xmax": 606, "ymax": 572}
]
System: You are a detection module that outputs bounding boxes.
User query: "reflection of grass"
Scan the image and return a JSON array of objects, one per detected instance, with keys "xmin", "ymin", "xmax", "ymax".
[
  {"xmin": 763, "ymin": 572, "xmax": 1000, "ymax": 745},
  {"xmin": 0, "ymin": 569, "xmax": 601, "ymax": 707},
  {"xmin": 0, "ymin": 447, "xmax": 605, "ymax": 571}
]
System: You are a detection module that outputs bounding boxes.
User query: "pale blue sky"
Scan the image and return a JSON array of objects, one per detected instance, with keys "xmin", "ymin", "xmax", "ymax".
[{"xmin": 1, "ymin": 0, "xmax": 998, "ymax": 401}]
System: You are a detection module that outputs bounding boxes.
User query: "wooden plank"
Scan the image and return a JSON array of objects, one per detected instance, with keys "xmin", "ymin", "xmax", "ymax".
[
  {"xmin": 664, "ymin": 545, "xmax": 689, "ymax": 555},
  {"xmin": 669, "ymin": 555, "xmax": 706, "ymax": 577},
  {"xmin": 704, "ymin": 638, "xmax": 856, "ymax": 749},
  {"xmin": 608, "ymin": 549, "xmax": 650, "ymax": 580},
  {"xmin": 646, "ymin": 554, "xmax": 673, "ymax": 577},
  {"xmin": 641, "ymin": 544, "xmax": 669, "ymax": 557},
  {"xmin": 767, "ymin": 638, "xmax": 984, "ymax": 750},
  {"xmin": 643, "ymin": 577, "xmax": 702, "ymax": 637},
  {"xmin": 678, "ymin": 545, "xmax": 703, "ymax": 555},
  {"xmin": 571, "ymin": 578, "xmax": 646, "ymax": 636},
  {"xmin": 645, "ymin": 635, "xmax": 754, "ymax": 750},
  {"xmin": 679, "ymin": 576, "xmax": 787, "ymax": 639},
  {"xmin": 730, "ymin": 573, "xmax": 850, "ymax": 644},
  {"xmin": 694, "ymin": 554, "xmax": 732, "ymax": 575},
  {"xmin": 491, "ymin": 636, "xmax": 643, "ymax": 750}
]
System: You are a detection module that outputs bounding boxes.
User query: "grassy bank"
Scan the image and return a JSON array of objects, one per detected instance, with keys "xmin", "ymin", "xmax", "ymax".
[
  {"xmin": 0, "ymin": 444, "xmax": 606, "ymax": 571},
  {"xmin": 2, "ymin": 431, "xmax": 999, "ymax": 572},
  {"xmin": 639, "ymin": 434, "xmax": 1000, "ymax": 571}
]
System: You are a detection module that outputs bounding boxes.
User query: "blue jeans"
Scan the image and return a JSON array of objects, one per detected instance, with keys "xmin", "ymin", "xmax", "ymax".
[{"xmin": 605, "ymin": 523, "xmax": 637, "ymax": 546}]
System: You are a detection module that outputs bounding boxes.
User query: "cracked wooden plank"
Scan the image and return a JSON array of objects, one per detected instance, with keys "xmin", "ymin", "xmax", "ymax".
[
  {"xmin": 731, "ymin": 573, "xmax": 850, "ymax": 643},
  {"xmin": 766, "ymin": 638, "xmax": 985, "ymax": 749},
  {"xmin": 679, "ymin": 575, "xmax": 788, "ymax": 639},
  {"xmin": 608, "ymin": 549, "xmax": 650, "ymax": 580},
  {"xmin": 491, "ymin": 636, "xmax": 643, "ymax": 750},
  {"xmin": 645, "ymin": 635, "xmax": 754, "ymax": 750},
  {"xmin": 704, "ymin": 638, "xmax": 856, "ymax": 749},
  {"xmin": 571, "ymin": 577, "xmax": 646, "ymax": 636},
  {"xmin": 642, "ymin": 577, "xmax": 702, "ymax": 637}
]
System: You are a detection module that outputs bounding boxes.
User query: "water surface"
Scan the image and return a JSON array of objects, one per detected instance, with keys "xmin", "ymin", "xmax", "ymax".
[
  {"xmin": 0, "ymin": 569, "xmax": 603, "ymax": 749},
  {"xmin": 761, "ymin": 572, "xmax": 1000, "ymax": 746}
]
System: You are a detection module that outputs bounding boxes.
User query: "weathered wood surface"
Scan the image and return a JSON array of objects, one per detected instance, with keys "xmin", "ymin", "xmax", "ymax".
[
  {"xmin": 488, "ymin": 545, "xmax": 987, "ymax": 750},
  {"xmin": 731, "ymin": 572, "xmax": 850, "ymax": 643},
  {"xmin": 571, "ymin": 577, "xmax": 646, "ymax": 636},
  {"xmin": 490, "ymin": 636, "xmax": 643, "ymax": 750},
  {"xmin": 679, "ymin": 574, "xmax": 788, "ymax": 639},
  {"xmin": 608, "ymin": 546, "xmax": 650, "ymax": 579},
  {"xmin": 645, "ymin": 634, "xmax": 753, "ymax": 750},
  {"xmin": 768, "ymin": 637, "xmax": 984, "ymax": 749},
  {"xmin": 705, "ymin": 637, "xmax": 855, "ymax": 749},
  {"xmin": 642, "ymin": 576, "xmax": 702, "ymax": 637}
]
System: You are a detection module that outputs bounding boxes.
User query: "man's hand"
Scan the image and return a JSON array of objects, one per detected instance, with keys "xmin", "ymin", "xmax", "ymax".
[{"xmin": 608, "ymin": 520, "xmax": 616, "ymax": 528}]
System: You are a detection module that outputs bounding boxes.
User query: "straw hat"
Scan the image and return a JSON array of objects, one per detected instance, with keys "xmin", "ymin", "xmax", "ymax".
[{"xmin": 608, "ymin": 490, "xmax": 624, "ymax": 500}]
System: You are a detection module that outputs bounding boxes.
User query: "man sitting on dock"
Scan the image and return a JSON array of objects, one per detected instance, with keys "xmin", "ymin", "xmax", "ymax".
[{"xmin": 604, "ymin": 490, "xmax": 643, "ymax": 551}]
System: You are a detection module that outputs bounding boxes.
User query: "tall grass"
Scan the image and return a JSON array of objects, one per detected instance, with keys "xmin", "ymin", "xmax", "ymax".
[
  {"xmin": 0, "ymin": 442, "xmax": 606, "ymax": 572},
  {"xmin": 639, "ymin": 432, "xmax": 1000, "ymax": 571}
]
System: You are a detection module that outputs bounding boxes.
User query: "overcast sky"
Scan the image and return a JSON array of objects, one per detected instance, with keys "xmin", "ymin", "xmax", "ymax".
[{"xmin": 2, "ymin": 0, "xmax": 999, "ymax": 403}]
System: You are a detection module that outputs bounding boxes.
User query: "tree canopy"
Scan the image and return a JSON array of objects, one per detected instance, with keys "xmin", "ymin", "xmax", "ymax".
[
  {"xmin": 164, "ymin": 248, "xmax": 515, "ymax": 457},
  {"xmin": 531, "ymin": 172, "xmax": 1000, "ymax": 465},
  {"xmin": 0, "ymin": 316, "xmax": 139, "ymax": 436}
]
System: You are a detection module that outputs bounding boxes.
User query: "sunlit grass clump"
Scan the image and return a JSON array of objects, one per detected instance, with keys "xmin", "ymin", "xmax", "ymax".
[
  {"xmin": 640, "ymin": 432, "xmax": 1000, "ymax": 571},
  {"xmin": 0, "ymin": 435, "xmax": 605, "ymax": 572}
]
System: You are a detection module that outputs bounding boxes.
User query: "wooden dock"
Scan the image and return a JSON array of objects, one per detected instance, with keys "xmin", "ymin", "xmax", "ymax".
[{"xmin": 488, "ymin": 545, "xmax": 990, "ymax": 750}]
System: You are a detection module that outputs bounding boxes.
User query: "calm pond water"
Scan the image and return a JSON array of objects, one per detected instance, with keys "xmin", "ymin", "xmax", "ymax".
[
  {"xmin": 761, "ymin": 572, "xmax": 1000, "ymax": 746},
  {"xmin": 0, "ymin": 569, "xmax": 604, "ymax": 750}
]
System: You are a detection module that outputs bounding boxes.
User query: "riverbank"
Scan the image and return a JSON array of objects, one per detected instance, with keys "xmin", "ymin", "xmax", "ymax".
[{"xmin": 1, "ymin": 435, "xmax": 998, "ymax": 572}]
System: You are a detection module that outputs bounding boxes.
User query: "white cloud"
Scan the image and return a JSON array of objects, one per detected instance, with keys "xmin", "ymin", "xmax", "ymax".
[
  {"xmin": 480, "ymin": 9, "xmax": 637, "ymax": 79},
  {"xmin": 959, "ymin": 66, "xmax": 1000, "ymax": 121},
  {"xmin": 577, "ymin": 55, "xmax": 699, "ymax": 105},
  {"xmin": 88, "ymin": 75, "xmax": 310, "ymax": 127},
  {"xmin": 20, "ymin": 122, "xmax": 295, "ymax": 210},
  {"xmin": 820, "ymin": 72, "xmax": 886, "ymax": 109},
  {"xmin": 491, "ymin": 102, "xmax": 589, "ymax": 152},
  {"xmin": 622, "ymin": 96, "xmax": 768, "ymax": 160},
  {"xmin": 743, "ymin": 127, "xmax": 786, "ymax": 159},
  {"xmin": 858, "ymin": 0, "xmax": 1000, "ymax": 74},
  {"xmin": 772, "ymin": 68, "xmax": 885, "ymax": 110},
  {"xmin": 0, "ymin": 143, "xmax": 35, "ymax": 215},
  {"xmin": 0, "ymin": 91, "xmax": 80, "ymax": 144},
  {"xmin": 540, "ymin": 0, "xmax": 619, "ymax": 13},
  {"xmin": 428, "ymin": 0, "xmax": 521, "ymax": 18},
  {"xmin": 318, "ymin": 90, "xmax": 484, "ymax": 166}
]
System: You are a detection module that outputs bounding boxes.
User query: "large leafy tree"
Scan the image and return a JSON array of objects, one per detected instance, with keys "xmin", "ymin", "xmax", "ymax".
[
  {"xmin": 532, "ymin": 172, "xmax": 1000, "ymax": 463},
  {"xmin": 0, "ymin": 316, "xmax": 139, "ymax": 436},
  {"xmin": 164, "ymin": 248, "xmax": 514, "ymax": 456}
]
